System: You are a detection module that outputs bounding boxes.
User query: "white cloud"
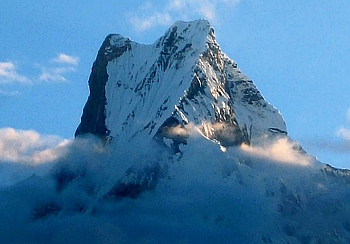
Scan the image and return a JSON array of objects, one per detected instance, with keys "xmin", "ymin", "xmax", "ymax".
[
  {"xmin": 39, "ymin": 66, "xmax": 76, "ymax": 82},
  {"xmin": 0, "ymin": 62, "xmax": 31, "ymax": 84},
  {"xmin": 52, "ymin": 53, "xmax": 79, "ymax": 66},
  {"xmin": 169, "ymin": 0, "xmax": 240, "ymax": 20},
  {"xmin": 168, "ymin": 0, "xmax": 185, "ymax": 9},
  {"xmin": 162, "ymin": 124, "xmax": 192, "ymax": 140},
  {"xmin": 168, "ymin": 122, "xmax": 312, "ymax": 166},
  {"xmin": 336, "ymin": 126, "xmax": 350, "ymax": 142},
  {"xmin": 129, "ymin": 0, "xmax": 240, "ymax": 31},
  {"xmin": 0, "ymin": 89, "xmax": 20, "ymax": 97},
  {"xmin": 0, "ymin": 130, "xmax": 108, "ymax": 188},
  {"xmin": 336, "ymin": 108, "xmax": 350, "ymax": 143},
  {"xmin": 38, "ymin": 53, "xmax": 79, "ymax": 82},
  {"xmin": 131, "ymin": 13, "xmax": 173, "ymax": 32},
  {"xmin": 0, "ymin": 127, "xmax": 69, "ymax": 164},
  {"xmin": 197, "ymin": 2, "xmax": 216, "ymax": 20},
  {"xmin": 1, "ymin": 54, "xmax": 79, "ymax": 86},
  {"xmin": 240, "ymin": 137, "xmax": 312, "ymax": 166}
]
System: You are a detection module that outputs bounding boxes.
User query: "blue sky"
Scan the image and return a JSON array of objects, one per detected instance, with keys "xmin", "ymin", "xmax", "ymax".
[{"xmin": 1, "ymin": 0, "xmax": 350, "ymax": 168}]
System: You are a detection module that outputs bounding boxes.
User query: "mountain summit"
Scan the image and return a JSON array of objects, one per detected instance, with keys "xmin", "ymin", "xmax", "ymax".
[{"xmin": 76, "ymin": 19, "xmax": 286, "ymax": 152}]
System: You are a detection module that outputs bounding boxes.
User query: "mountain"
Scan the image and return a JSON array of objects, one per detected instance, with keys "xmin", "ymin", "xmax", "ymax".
[
  {"xmin": 73, "ymin": 19, "xmax": 350, "ymax": 243},
  {"xmin": 75, "ymin": 19, "xmax": 286, "ymax": 151},
  {"xmin": 2, "ymin": 19, "xmax": 350, "ymax": 243}
]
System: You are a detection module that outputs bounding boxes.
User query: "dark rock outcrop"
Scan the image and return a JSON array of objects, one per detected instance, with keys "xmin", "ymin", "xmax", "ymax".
[{"xmin": 75, "ymin": 35, "xmax": 131, "ymax": 138}]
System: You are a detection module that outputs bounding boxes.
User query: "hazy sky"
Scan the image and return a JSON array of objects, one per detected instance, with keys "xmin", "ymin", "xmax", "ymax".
[{"xmin": 1, "ymin": 0, "xmax": 350, "ymax": 168}]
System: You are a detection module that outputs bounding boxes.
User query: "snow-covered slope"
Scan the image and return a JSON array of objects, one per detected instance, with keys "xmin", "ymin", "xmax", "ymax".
[{"xmin": 76, "ymin": 19, "xmax": 286, "ymax": 151}]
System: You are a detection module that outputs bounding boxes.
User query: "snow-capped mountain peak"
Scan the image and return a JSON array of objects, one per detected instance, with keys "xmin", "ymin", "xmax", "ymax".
[
  {"xmin": 76, "ymin": 19, "xmax": 286, "ymax": 152},
  {"xmin": 3, "ymin": 20, "xmax": 350, "ymax": 243}
]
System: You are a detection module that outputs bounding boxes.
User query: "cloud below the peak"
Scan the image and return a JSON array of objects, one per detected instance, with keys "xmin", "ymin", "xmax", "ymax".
[
  {"xmin": 129, "ymin": 0, "xmax": 240, "ymax": 31},
  {"xmin": 0, "ymin": 127, "xmax": 69, "ymax": 164},
  {"xmin": 240, "ymin": 137, "xmax": 312, "ymax": 166},
  {"xmin": 0, "ymin": 127, "xmax": 71, "ymax": 187}
]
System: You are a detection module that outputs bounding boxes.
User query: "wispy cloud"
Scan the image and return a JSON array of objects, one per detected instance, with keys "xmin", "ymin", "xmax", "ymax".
[
  {"xmin": 300, "ymin": 108, "xmax": 350, "ymax": 161},
  {"xmin": 130, "ymin": 13, "xmax": 173, "ymax": 32},
  {"xmin": 336, "ymin": 108, "xmax": 350, "ymax": 143},
  {"xmin": 52, "ymin": 53, "xmax": 79, "ymax": 66},
  {"xmin": 240, "ymin": 137, "xmax": 312, "ymax": 166},
  {"xmin": 1, "ymin": 53, "xmax": 79, "ymax": 86},
  {"xmin": 0, "ymin": 89, "xmax": 20, "ymax": 97},
  {"xmin": 337, "ymin": 127, "xmax": 350, "ymax": 142},
  {"xmin": 0, "ymin": 62, "xmax": 31, "ymax": 84},
  {"xmin": 38, "ymin": 53, "xmax": 79, "ymax": 82},
  {"xmin": 129, "ymin": 0, "xmax": 240, "ymax": 31},
  {"xmin": 301, "ymin": 137, "xmax": 350, "ymax": 154},
  {"xmin": 39, "ymin": 66, "xmax": 76, "ymax": 82}
]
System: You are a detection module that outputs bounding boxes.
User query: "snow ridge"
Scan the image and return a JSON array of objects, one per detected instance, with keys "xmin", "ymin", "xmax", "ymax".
[{"xmin": 105, "ymin": 20, "xmax": 212, "ymax": 144}]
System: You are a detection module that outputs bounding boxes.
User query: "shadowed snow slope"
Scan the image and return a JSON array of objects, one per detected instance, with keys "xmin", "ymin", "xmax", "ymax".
[{"xmin": 1, "ymin": 20, "xmax": 350, "ymax": 243}]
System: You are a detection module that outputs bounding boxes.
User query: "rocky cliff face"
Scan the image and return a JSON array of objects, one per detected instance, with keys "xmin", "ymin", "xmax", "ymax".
[
  {"xmin": 75, "ymin": 20, "xmax": 286, "ymax": 152},
  {"xmin": 75, "ymin": 35, "xmax": 131, "ymax": 138}
]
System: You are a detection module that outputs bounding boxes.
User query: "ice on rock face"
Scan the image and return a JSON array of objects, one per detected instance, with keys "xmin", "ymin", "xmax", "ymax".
[{"xmin": 76, "ymin": 19, "xmax": 286, "ymax": 151}]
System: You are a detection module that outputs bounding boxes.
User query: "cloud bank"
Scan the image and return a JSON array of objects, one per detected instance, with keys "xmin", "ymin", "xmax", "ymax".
[
  {"xmin": 0, "ymin": 128, "xmax": 70, "ymax": 187},
  {"xmin": 0, "ymin": 126, "xmax": 347, "ymax": 242},
  {"xmin": 0, "ymin": 127, "xmax": 69, "ymax": 164}
]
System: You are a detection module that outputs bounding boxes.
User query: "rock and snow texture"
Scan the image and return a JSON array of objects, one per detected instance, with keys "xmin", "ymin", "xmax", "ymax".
[
  {"xmin": 76, "ymin": 19, "xmax": 286, "ymax": 150},
  {"xmin": 2, "ymin": 20, "xmax": 350, "ymax": 243}
]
